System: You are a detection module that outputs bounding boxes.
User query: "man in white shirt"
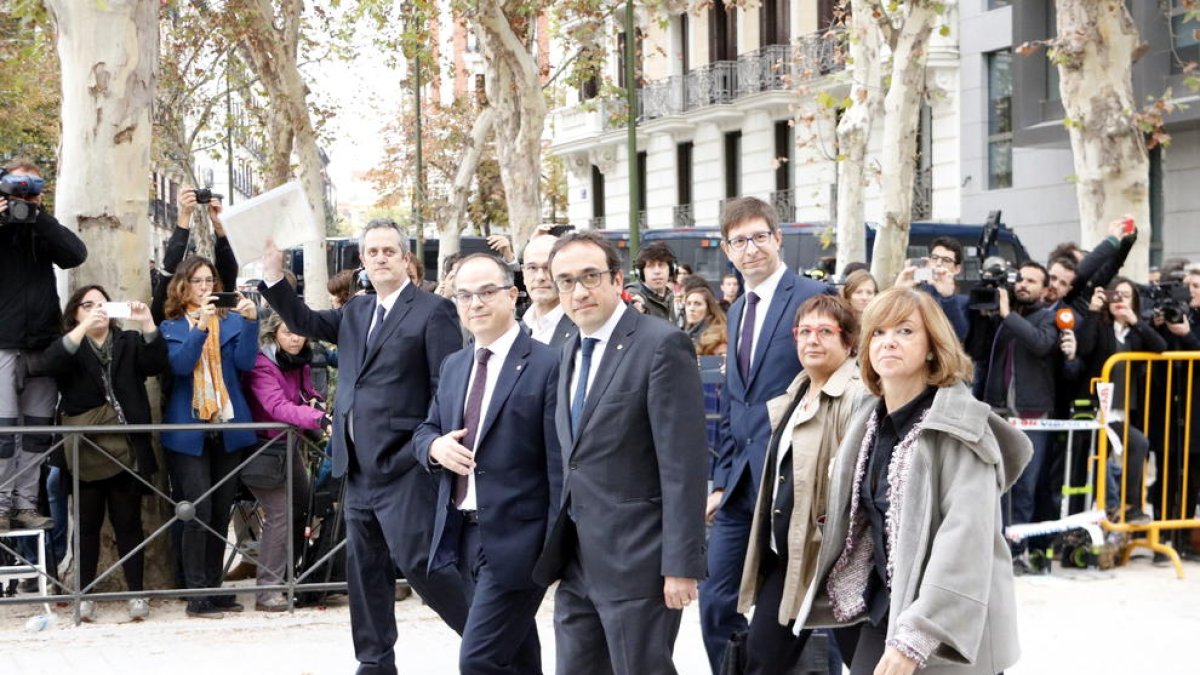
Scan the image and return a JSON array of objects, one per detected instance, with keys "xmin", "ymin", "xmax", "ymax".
[{"xmin": 521, "ymin": 233, "xmax": 577, "ymax": 347}]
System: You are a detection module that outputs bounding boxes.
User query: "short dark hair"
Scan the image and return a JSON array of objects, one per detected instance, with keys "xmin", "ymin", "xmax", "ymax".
[
  {"xmin": 720, "ymin": 196, "xmax": 779, "ymax": 239},
  {"xmin": 928, "ymin": 236, "xmax": 963, "ymax": 265},
  {"xmin": 3, "ymin": 157, "xmax": 41, "ymax": 175},
  {"xmin": 407, "ymin": 255, "xmax": 426, "ymax": 282},
  {"xmin": 1049, "ymin": 242, "xmax": 1083, "ymax": 265},
  {"xmin": 1048, "ymin": 256, "xmax": 1077, "ymax": 274},
  {"xmin": 677, "ymin": 263, "xmax": 693, "ymax": 275},
  {"xmin": 1019, "ymin": 261, "xmax": 1049, "ymax": 287},
  {"xmin": 442, "ymin": 251, "xmax": 464, "ymax": 277},
  {"xmin": 62, "ymin": 284, "xmax": 119, "ymax": 333},
  {"xmin": 636, "ymin": 242, "xmax": 676, "ymax": 277},
  {"xmin": 841, "ymin": 261, "xmax": 869, "ymax": 277},
  {"xmin": 681, "ymin": 275, "xmax": 710, "ymax": 294},
  {"xmin": 795, "ymin": 294, "xmax": 859, "ymax": 353},
  {"xmin": 328, "ymin": 269, "xmax": 355, "ymax": 305},
  {"xmin": 456, "ymin": 252, "xmax": 515, "ymax": 286},
  {"xmin": 548, "ymin": 231, "xmax": 621, "ymax": 275}
]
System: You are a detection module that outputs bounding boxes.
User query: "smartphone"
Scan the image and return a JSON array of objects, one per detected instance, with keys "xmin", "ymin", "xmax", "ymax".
[
  {"xmin": 908, "ymin": 258, "xmax": 933, "ymax": 283},
  {"xmin": 210, "ymin": 292, "xmax": 239, "ymax": 308},
  {"xmin": 102, "ymin": 302, "xmax": 132, "ymax": 319}
]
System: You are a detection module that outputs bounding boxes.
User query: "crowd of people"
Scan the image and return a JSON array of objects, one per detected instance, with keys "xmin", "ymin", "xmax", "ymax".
[{"xmin": 3, "ymin": 152, "xmax": 1200, "ymax": 674}]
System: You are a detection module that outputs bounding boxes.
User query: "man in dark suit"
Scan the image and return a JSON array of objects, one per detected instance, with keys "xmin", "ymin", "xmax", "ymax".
[
  {"xmin": 700, "ymin": 197, "xmax": 830, "ymax": 671},
  {"xmin": 413, "ymin": 253, "xmax": 562, "ymax": 674},
  {"xmin": 533, "ymin": 231, "xmax": 708, "ymax": 675},
  {"xmin": 520, "ymin": 233, "xmax": 577, "ymax": 347},
  {"xmin": 259, "ymin": 221, "xmax": 469, "ymax": 675}
]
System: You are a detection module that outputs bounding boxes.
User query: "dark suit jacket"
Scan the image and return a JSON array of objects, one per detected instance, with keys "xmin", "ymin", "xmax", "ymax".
[
  {"xmin": 260, "ymin": 280, "xmax": 461, "ymax": 480},
  {"xmin": 413, "ymin": 329, "xmax": 562, "ymax": 590},
  {"xmin": 522, "ymin": 311, "xmax": 578, "ymax": 349},
  {"xmin": 534, "ymin": 309, "xmax": 708, "ymax": 601},
  {"xmin": 713, "ymin": 269, "xmax": 829, "ymax": 496}
]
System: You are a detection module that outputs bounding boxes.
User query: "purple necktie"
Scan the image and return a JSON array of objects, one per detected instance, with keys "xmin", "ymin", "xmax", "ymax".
[
  {"xmin": 454, "ymin": 348, "xmax": 492, "ymax": 506},
  {"xmin": 737, "ymin": 292, "xmax": 760, "ymax": 379}
]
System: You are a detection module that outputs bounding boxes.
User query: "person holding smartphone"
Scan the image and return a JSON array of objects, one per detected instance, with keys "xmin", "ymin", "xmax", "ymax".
[
  {"xmin": 159, "ymin": 256, "xmax": 259, "ymax": 619},
  {"xmin": 151, "ymin": 187, "xmax": 238, "ymax": 324}
]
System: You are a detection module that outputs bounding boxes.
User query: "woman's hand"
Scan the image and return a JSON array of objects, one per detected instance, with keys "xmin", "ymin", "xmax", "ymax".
[
  {"xmin": 1112, "ymin": 302, "xmax": 1137, "ymax": 326},
  {"xmin": 70, "ymin": 305, "xmax": 109, "ymax": 343},
  {"xmin": 129, "ymin": 301, "xmax": 155, "ymax": 333},
  {"xmin": 874, "ymin": 646, "xmax": 919, "ymax": 675},
  {"xmin": 1167, "ymin": 315, "xmax": 1192, "ymax": 337},
  {"xmin": 1089, "ymin": 286, "xmax": 1106, "ymax": 313},
  {"xmin": 196, "ymin": 301, "xmax": 217, "ymax": 331},
  {"xmin": 234, "ymin": 292, "xmax": 257, "ymax": 321}
]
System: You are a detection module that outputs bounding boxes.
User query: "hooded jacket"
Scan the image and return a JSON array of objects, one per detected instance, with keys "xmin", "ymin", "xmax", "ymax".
[
  {"xmin": 798, "ymin": 382, "xmax": 1032, "ymax": 674},
  {"xmin": 243, "ymin": 344, "xmax": 324, "ymax": 439}
]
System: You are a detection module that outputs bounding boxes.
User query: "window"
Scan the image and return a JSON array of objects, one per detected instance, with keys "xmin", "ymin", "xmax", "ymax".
[
  {"xmin": 677, "ymin": 142, "xmax": 693, "ymax": 206},
  {"xmin": 709, "ymin": 0, "xmax": 737, "ymax": 62},
  {"xmin": 773, "ymin": 120, "xmax": 792, "ymax": 192},
  {"xmin": 591, "ymin": 165, "xmax": 605, "ymax": 218},
  {"xmin": 636, "ymin": 151, "xmax": 647, "ymax": 212},
  {"xmin": 760, "ymin": 0, "xmax": 790, "ymax": 47},
  {"xmin": 617, "ymin": 29, "xmax": 644, "ymax": 90},
  {"xmin": 987, "ymin": 50, "xmax": 1013, "ymax": 190},
  {"xmin": 679, "ymin": 13, "xmax": 690, "ymax": 74},
  {"xmin": 724, "ymin": 130, "xmax": 742, "ymax": 198},
  {"xmin": 1044, "ymin": 3, "xmax": 1060, "ymax": 102},
  {"xmin": 988, "ymin": 0, "xmax": 1010, "ymax": 9},
  {"xmin": 1171, "ymin": 0, "xmax": 1200, "ymax": 73}
]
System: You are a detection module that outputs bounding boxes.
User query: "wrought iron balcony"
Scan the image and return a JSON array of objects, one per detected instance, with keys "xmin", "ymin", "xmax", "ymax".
[
  {"xmin": 589, "ymin": 216, "xmax": 607, "ymax": 230},
  {"xmin": 673, "ymin": 203, "xmax": 695, "ymax": 228},
  {"xmin": 770, "ymin": 188, "xmax": 796, "ymax": 223},
  {"xmin": 686, "ymin": 61, "xmax": 738, "ymax": 109},
  {"xmin": 912, "ymin": 166, "xmax": 933, "ymax": 220}
]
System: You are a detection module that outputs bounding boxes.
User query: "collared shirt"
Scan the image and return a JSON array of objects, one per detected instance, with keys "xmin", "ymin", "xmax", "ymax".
[
  {"xmin": 770, "ymin": 380, "xmax": 812, "ymax": 554},
  {"xmin": 367, "ymin": 279, "xmax": 411, "ymax": 336},
  {"xmin": 737, "ymin": 263, "xmax": 788, "ymax": 365},
  {"xmin": 459, "ymin": 321, "xmax": 522, "ymax": 511},
  {"xmin": 568, "ymin": 302, "xmax": 627, "ymax": 410},
  {"xmin": 523, "ymin": 303, "xmax": 566, "ymax": 345}
]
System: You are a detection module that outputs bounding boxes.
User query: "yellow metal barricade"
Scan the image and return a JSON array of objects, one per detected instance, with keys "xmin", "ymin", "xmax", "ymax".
[{"xmin": 1095, "ymin": 351, "xmax": 1200, "ymax": 579}]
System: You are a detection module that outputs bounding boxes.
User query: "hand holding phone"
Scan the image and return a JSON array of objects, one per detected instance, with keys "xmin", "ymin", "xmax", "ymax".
[
  {"xmin": 102, "ymin": 302, "xmax": 132, "ymax": 319},
  {"xmin": 209, "ymin": 292, "xmax": 239, "ymax": 309}
]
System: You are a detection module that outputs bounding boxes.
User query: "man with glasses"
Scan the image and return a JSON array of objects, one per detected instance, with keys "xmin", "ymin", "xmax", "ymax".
[
  {"xmin": 260, "ymin": 220, "xmax": 469, "ymax": 675},
  {"xmin": 533, "ymin": 231, "xmax": 707, "ymax": 675},
  {"xmin": 521, "ymin": 233, "xmax": 577, "ymax": 347},
  {"xmin": 414, "ymin": 253, "xmax": 561, "ymax": 674},
  {"xmin": 701, "ymin": 196, "xmax": 828, "ymax": 672},
  {"xmin": 895, "ymin": 236, "xmax": 970, "ymax": 340}
]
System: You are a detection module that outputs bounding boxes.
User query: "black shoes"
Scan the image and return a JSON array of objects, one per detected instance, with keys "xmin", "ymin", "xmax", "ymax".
[
  {"xmin": 186, "ymin": 599, "xmax": 224, "ymax": 619},
  {"xmin": 211, "ymin": 595, "xmax": 244, "ymax": 612}
]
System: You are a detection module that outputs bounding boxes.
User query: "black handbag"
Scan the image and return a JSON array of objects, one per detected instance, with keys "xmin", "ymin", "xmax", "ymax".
[
  {"xmin": 719, "ymin": 630, "xmax": 749, "ymax": 675},
  {"xmin": 240, "ymin": 441, "xmax": 287, "ymax": 489}
]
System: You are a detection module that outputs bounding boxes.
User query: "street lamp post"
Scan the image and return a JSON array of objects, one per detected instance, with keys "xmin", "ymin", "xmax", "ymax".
[{"xmin": 625, "ymin": 0, "xmax": 639, "ymax": 265}]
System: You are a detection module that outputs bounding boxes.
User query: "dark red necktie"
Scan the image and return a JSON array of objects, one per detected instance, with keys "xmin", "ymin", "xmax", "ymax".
[
  {"xmin": 737, "ymin": 292, "xmax": 760, "ymax": 379},
  {"xmin": 454, "ymin": 348, "xmax": 491, "ymax": 506}
]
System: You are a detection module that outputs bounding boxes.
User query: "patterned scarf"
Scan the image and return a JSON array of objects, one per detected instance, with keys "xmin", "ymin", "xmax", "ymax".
[{"xmin": 189, "ymin": 310, "xmax": 233, "ymax": 423}]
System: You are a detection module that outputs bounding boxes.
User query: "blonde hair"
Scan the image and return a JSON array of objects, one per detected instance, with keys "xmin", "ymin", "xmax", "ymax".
[{"xmin": 858, "ymin": 287, "xmax": 974, "ymax": 397}]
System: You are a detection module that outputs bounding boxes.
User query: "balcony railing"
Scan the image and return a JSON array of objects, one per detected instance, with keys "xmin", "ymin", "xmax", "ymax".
[
  {"xmin": 149, "ymin": 198, "xmax": 179, "ymax": 228},
  {"xmin": 912, "ymin": 166, "xmax": 933, "ymax": 220},
  {"xmin": 771, "ymin": 188, "xmax": 796, "ymax": 223},
  {"xmin": 587, "ymin": 31, "xmax": 844, "ymax": 131},
  {"xmin": 673, "ymin": 203, "xmax": 695, "ymax": 228},
  {"xmin": 589, "ymin": 216, "xmax": 607, "ymax": 229}
]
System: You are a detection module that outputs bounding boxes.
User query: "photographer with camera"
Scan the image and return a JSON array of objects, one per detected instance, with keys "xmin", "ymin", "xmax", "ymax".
[
  {"xmin": 0, "ymin": 158, "xmax": 87, "ymax": 531},
  {"xmin": 894, "ymin": 236, "xmax": 970, "ymax": 340},
  {"xmin": 974, "ymin": 262, "xmax": 1059, "ymax": 571},
  {"xmin": 151, "ymin": 187, "xmax": 238, "ymax": 324}
]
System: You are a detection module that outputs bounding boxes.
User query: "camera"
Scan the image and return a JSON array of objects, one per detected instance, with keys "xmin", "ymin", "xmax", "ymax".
[
  {"xmin": 969, "ymin": 256, "xmax": 1017, "ymax": 311},
  {"xmin": 0, "ymin": 171, "xmax": 44, "ymax": 224},
  {"xmin": 1146, "ymin": 278, "xmax": 1190, "ymax": 325},
  {"xmin": 194, "ymin": 188, "xmax": 223, "ymax": 205},
  {"xmin": 354, "ymin": 266, "xmax": 375, "ymax": 295}
]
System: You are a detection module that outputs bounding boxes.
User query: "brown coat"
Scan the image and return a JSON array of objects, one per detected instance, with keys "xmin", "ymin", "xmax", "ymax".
[{"xmin": 737, "ymin": 357, "xmax": 865, "ymax": 624}]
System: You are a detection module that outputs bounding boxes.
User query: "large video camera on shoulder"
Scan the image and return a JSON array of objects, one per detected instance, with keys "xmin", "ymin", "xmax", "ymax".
[
  {"xmin": 1146, "ymin": 273, "xmax": 1191, "ymax": 325},
  {"xmin": 967, "ymin": 210, "xmax": 1016, "ymax": 311},
  {"xmin": 0, "ymin": 170, "xmax": 44, "ymax": 224}
]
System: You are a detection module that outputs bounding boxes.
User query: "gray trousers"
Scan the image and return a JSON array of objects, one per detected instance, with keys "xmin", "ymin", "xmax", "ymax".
[
  {"xmin": 246, "ymin": 448, "xmax": 310, "ymax": 603},
  {"xmin": 0, "ymin": 349, "xmax": 57, "ymax": 512}
]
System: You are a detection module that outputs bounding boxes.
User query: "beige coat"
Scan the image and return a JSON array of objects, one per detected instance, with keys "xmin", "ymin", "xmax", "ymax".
[
  {"xmin": 737, "ymin": 357, "xmax": 865, "ymax": 623},
  {"xmin": 798, "ymin": 383, "xmax": 1032, "ymax": 674}
]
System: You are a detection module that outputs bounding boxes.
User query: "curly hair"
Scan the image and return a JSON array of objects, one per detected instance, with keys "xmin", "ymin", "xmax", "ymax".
[{"xmin": 164, "ymin": 257, "xmax": 223, "ymax": 320}]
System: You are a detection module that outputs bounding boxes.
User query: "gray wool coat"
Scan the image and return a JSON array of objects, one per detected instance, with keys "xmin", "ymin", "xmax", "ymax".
[{"xmin": 798, "ymin": 382, "xmax": 1033, "ymax": 674}]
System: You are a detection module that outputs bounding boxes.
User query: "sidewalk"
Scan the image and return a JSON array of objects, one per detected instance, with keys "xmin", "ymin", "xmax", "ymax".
[{"xmin": 1, "ymin": 556, "xmax": 1197, "ymax": 674}]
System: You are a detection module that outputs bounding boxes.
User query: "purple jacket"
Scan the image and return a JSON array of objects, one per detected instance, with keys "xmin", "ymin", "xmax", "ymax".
[{"xmin": 243, "ymin": 348, "xmax": 324, "ymax": 439}]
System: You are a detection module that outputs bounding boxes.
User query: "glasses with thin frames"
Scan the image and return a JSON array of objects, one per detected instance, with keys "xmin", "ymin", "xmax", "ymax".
[
  {"xmin": 454, "ymin": 285, "xmax": 513, "ymax": 306},
  {"xmin": 726, "ymin": 231, "xmax": 774, "ymax": 252},
  {"xmin": 793, "ymin": 324, "xmax": 842, "ymax": 341},
  {"xmin": 554, "ymin": 270, "xmax": 614, "ymax": 294},
  {"xmin": 188, "ymin": 276, "xmax": 215, "ymax": 285}
]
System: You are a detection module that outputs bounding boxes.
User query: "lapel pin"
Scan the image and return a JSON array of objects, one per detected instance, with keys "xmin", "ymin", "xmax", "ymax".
[
  {"xmin": 516, "ymin": 365, "xmax": 523, "ymax": 371},
  {"xmin": 616, "ymin": 344, "xmax": 624, "ymax": 351}
]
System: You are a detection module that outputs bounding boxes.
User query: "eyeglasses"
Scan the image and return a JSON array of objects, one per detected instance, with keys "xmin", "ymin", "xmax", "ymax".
[
  {"xmin": 453, "ymin": 285, "xmax": 513, "ymax": 306},
  {"xmin": 928, "ymin": 253, "xmax": 958, "ymax": 267},
  {"xmin": 188, "ymin": 277, "xmax": 215, "ymax": 285},
  {"xmin": 80, "ymin": 301, "xmax": 100, "ymax": 310},
  {"xmin": 554, "ymin": 270, "xmax": 615, "ymax": 294},
  {"xmin": 521, "ymin": 263, "xmax": 550, "ymax": 275},
  {"xmin": 793, "ymin": 325, "xmax": 842, "ymax": 341},
  {"xmin": 726, "ymin": 231, "xmax": 774, "ymax": 252}
]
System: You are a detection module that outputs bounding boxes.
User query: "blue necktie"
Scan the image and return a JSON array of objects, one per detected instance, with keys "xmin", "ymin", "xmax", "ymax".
[
  {"xmin": 367, "ymin": 303, "xmax": 386, "ymax": 350},
  {"xmin": 570, "ymin": 338, "xmax": 599, "ymax": 438},
  {"xmin": 737, "ymin": 292, "xmax": 760, "ymax": 378}
]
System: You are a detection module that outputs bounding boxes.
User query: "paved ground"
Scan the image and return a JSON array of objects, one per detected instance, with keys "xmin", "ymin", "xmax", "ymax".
[{"xmin": 1, "ymin": 553, "xmax": 1197, "ymax": 674}]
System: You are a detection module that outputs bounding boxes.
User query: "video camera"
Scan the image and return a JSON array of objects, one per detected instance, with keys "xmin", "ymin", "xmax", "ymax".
[
  {"xmin": 0, "ymin": 170, "xmax": 45, "ymax": 224},
  {"xmin": 1146, "ymin": 274, "xmax": 1190, "ymax": 324},
  {"xmin": 967, "ymin": 210, "xmax": 1015, "ymax": 311},
  {"xmin": 354, "ymin": 266, "xmax": 376, "ymax": 295}
]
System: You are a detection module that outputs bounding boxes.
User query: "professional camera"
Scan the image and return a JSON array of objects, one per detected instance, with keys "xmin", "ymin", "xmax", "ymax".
[
  {"xmin": 354, "ymin": 266, "xmax": 376, "ymax": 295},
  {"xmin": 0, "ymin": 170, "xmax": 44, "ymax": 224},
  {"xmin": 968, "ymin": 256, "xmax": 1017, "ymax": 311},
  {"xmin": 194, "ymin": 188, "xmax": 223, "ymax": 205},
  {"xmin": 1146, "ymin": 278, "xmax": 1190, "ymax": 325}
]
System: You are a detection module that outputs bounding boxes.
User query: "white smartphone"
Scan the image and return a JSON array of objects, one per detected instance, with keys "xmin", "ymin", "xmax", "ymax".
[{"xmin": 102, "ymin": 302, "xmax": 132, "ymax": 319}]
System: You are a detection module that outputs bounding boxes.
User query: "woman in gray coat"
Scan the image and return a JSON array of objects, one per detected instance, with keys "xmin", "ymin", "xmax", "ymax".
[{"xmin": 799, "ymin": 287, "xmax": 1032, "ymax": 675}]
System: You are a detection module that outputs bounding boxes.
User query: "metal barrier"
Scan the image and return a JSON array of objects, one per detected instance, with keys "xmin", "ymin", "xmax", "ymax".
[
  {"xmin": 0, "ymin": 422, "xmax": 350, "ymax": 622},
  {"xmin": 1095, "ymin": 351, "xmax": 1200, "ymax": 578}
]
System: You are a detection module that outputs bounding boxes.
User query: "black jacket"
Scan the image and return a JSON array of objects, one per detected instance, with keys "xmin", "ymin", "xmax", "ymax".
[
  {"xmin": 150, "ymin": 226, "xmax": 239, "ymax": 324},
  {"xmin": 981, "ymin": 305, "xmax": 1060, "ymax": 415},
  {"xmin": 40, "ymin": 329, "xmax": 169, "ymax": 475},
  {"xmin": 0, "ymin": 210, "xmax": 88, "ymax": 350}
]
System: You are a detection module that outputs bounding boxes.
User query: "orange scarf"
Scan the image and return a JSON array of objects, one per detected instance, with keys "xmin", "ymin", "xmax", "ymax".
[{"xmin": 189, "ymin": 312, "xmax": 233, "ymax": 422}]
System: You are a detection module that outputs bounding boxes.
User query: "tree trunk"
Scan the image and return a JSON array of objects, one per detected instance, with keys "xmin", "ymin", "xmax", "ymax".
[
  {"xmin": 230, "ymin": 0, "xmax": 330, "ymax": 308},
  {"xmin": 870, "ymin": 2, "xmax": 938, "ymax": 289},
  {"xmin": 439, "ymin": 108, "xmax": 497, "ymax": 276},
  {"xmin": 834, "ymin": 0, "xmax": 882, "ymax": 276},
  {"xmin": 470, "ymin": 0, "xmax": 546, "ymax": 253},
  {"xmin": 1055, "ymin": 0, "xmax": 1149, "ymax": 280},
  {"xmin": 47, "ymin": 0, "xmax": 175, "ymax": 591}
]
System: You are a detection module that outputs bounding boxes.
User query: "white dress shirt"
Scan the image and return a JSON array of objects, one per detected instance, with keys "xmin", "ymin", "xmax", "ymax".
[
  {"xmin": 737, "ymin": 263, "xmax": 788, "ymax": 366},
  {"xmin": 367, "ymin": 279, "xmax": 410, "ymax": 337},
  {"xmin": 523, "ymin": 303, "xmax": 566, "ymax": 345},
  {"xmin": 458, "ymin": 321, "xmax": 522, "ymax": 511},
  {"xmin": 568, "ymin": 302, "xmax": 628, "ymax": 409}
]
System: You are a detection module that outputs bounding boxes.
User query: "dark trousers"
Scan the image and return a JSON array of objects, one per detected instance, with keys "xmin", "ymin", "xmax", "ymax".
[
  {"xmin": 77, "ymin": 471, "xmax": 144, "ymax": 592},
  {"xmin": 554, "ymin": 550, "xmax": 682, "ymax": 675},
  {"xmin": 166, "ymin": 437, "xmax": 243, "ymax": 594},
  {"xmin": 456, "ymin": 518, "xmax": 545, "ymax": 675},
  {"xmin": 344, "ymin": 469, "xmax": 470, "ymax": 675},
  {"xmin": 847, "ymin": 619, "xmax": 887, "ymax": 675},
  {"xmin": 700, "ymin": 474, "xmax": 755, "ymax": 672}
]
